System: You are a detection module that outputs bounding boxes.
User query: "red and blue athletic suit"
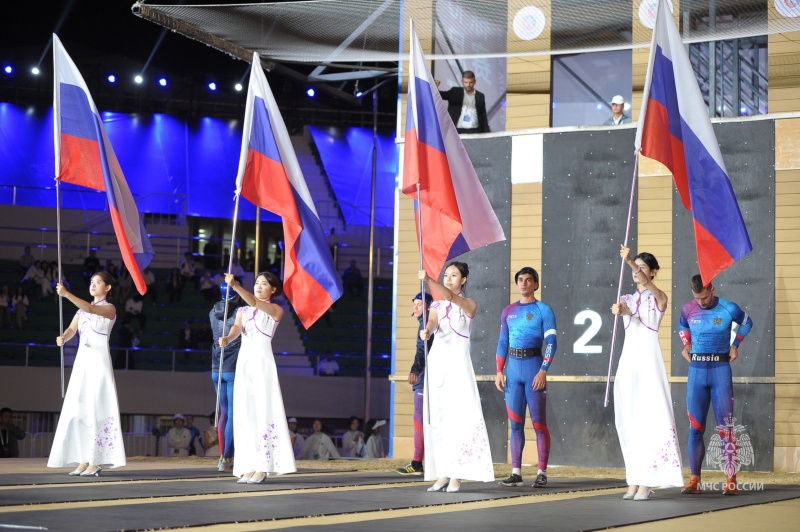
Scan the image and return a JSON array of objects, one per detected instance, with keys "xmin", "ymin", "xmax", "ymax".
[
  {"xmin": 679, "ymin": 297, "xmax": 753, "ymax": 477},
  {"xmin": 496, "ymin": 300, "xmax": 557, "ymax": 470}
]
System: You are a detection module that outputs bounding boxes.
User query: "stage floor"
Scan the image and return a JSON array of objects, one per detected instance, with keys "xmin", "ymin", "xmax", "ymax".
[{"xmin": 1, "ymin": 460, "xmax": 798, "ymax": 531}]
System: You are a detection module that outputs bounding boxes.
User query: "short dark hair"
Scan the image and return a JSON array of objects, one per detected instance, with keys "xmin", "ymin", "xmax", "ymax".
[
  {"xmin": 691, "ymin": 274, "xmax": 710, "ymax": 293},
  {"xmin": 462, "ymin": 70, "xmax": 476, "ymax": 79},
  {"xmin": 515, "ymin": 267, "xmax": 539, "ymax": 283},
  {"xmin": 0, "ymin": 407, "xmax": 11, "ymax": 416},
  {"xmin": 257, "ymin": 271, "xmax": 283, "ymax": 297}
]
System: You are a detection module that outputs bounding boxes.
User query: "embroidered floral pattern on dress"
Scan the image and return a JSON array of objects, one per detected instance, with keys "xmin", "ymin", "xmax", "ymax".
[
  {"xmin": 456, "ymin": 419, "xmax": 492, "ymax": 469},
  {"xmin": 650, "ymin": 426, "xmax": 682, "ymax": 472},
  {"xmin": 259, "ymin": 420, "xmax": 284, "ymax": 469},
  {"xmin": 94, "ymin": 416, "xmax": 120, "ymax": 452}
]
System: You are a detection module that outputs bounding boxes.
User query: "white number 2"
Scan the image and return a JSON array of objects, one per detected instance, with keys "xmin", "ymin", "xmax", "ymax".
[{"xmin": 573, "ymin": 310, "xmax": 602, "ymax": 354}]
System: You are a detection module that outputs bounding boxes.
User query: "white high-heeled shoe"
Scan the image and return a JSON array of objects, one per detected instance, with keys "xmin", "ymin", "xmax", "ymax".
[
  {"xmin": 446, "ymin": 479, "xmax": 461, "ymax": 493},
  {"xmin": 237, "ymin": 472, "xmax": 254, "ymax": 484},
  {"xmin": 80, "ymin": 466, "xmax": 101, "ymax": 477},
  {"xmin": 68, "ymin": 464, "xmax": 89, "ymax": 476}
]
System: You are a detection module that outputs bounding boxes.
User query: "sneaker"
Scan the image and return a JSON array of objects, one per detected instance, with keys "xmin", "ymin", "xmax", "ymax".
[
  {"xmin": 395, "ymin": 462, "xmax": 423, "ymax": 475},
  {"xmin": 217, "ymin": 458, "xmax": 226, "ymax": 472},
  {"xmin": 723, "ymin": 476, "xmax": 738, "ymax": 496},
  {"xmin": 681, "ymin": 475, "xmax": 702, "ymax": 494},
  {"xmin": 532, "ymin": 473, "xmax": 548, "ymax": 488},
  {"xmin": 500, "ymin": 473, "xmax": 524, "ymax": 487}
]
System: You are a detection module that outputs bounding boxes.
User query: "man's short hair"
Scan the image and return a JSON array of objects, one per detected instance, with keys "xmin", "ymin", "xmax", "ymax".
[
  {"xmin": 462, "ymin": 70, "xmax": 476, "ymax": 80},
  {"xmin": 691, "ymin": 274, "xmax": 710, "ymax": 293},
  {"xmin": 515, "ymin": 267, "xmax": 539, "ymax": 283}
]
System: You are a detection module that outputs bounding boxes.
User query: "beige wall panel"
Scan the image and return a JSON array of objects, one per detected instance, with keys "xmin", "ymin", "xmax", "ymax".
[{"xmin": 776, "ymin": 121, "xmax": 800, "ymax": 171}]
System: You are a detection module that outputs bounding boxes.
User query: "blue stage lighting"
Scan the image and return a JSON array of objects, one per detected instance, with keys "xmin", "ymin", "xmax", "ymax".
[
  {"xmin": 158, "ymin": 78, "xmax": 168, "ymax": 87},
  {"xmin": 3, "ymin": 65, "xmax": 12, "ymax": 74},
  {"xmin": 107, "ymin": 74, "xmax": 116, "ymax": 83},
  {"xmin": 208, "ymin": 82, "xmax": 217, "ymax": 91},
  {"xmin": 306, "ymin": 88, "xmax": 315, "ymax": 97}
]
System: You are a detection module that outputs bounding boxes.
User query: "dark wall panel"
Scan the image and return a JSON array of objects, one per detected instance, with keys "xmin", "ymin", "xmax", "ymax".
[
  {"xmin": 540, "ymin": 128, "xmax": 637, "ymax": 466},
  {"xmin": 459, "ymin": 136, "xmax": 512, "ymax": 462}
]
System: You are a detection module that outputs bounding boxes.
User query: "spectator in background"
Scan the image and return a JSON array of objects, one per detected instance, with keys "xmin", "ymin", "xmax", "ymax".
[
  {"xmin": 185, "ymin": 415, "xmax": 202, "ymax": 456},
  {"xmin": 0, "ymin": 407, "xmax": 26, "ymax": 458},
  {"xmin": 202, "ymin": 413, "xmax": 221, "ymax": 459},
  {"xmin": 203, "ymin": 238, "xmax": 219, "ymax": 270},
  {"xmin": 117, "ymin": 265, "xmax": 133, "ymax": 306},
  {"xmin": 196, "ymin": 321, "xmax": 213, "ymax": 350},
  {"xmin": 342, "ymin": 416, "xmax": 365, "ymax": 458},
  {"xmin": 222, "ymin": 248, "xmax": 231, "ymax": 270},
  {"xmin": 180, "ymin": 252, "xmax": 198, "ymax": 291},
  {"xmin": 200, "ymin": 271, "xmax": 217, "ymax": 303},
  {"xmin": 114, "ymin": 320, "xmax": 137, "ymax": 369},
  {"xmin": 178, "ymin": 320, "xmax": 197, "ymax": 349},
  {"xmin": 436, "ymin": 70, "xmax": 490, "ymax": 134},
  {"xmin": 229, "ymin": 257, "xmax": 245, "ymax": 279},
  {"xmin": 12, "ymin": 286, "xmax": 28, "ymax": 329},
  {"xmin": 0, "ymin": 285, "xmax": 11, "ymax": 329},
  {"xmin": 82, "ymin": 250, "xmax": 100, "ymax": 285},
  {"xmin": 243, "ymin": 250, "xmax": 255, "ymax": 273},
  {"xmin": 104, "ymin": 259, "xmax": 119, "ymax": 284},
  {"xmin": 167, "ymin": 414, "xmax": 191, "ymax": 457},
  {"xmin": 287, "ymin": 417, "xmax": 305, "ymax": 458},
  {"xmin": 603, "ymin": 95, "xmax": 631, "ymax": 126},
  {"xmin": 318, "ymin": 356, "xmax": 340, "ymax": 376},
  {"xmin": 167, "ymin": 268, "xmax": 182, "ymax": 304},
  {"xmin": 142, "ymin": 267, "xmax": 158, "ymax": 306},
  {"xmin": 299, "ymin": 419, "xmax": 340, "ymax": 460},
  {"xmin": 22, "ymin": 260, "xmax": 45, "ymax": 299},
  {"xmin": 326, "ymin": 227, "xmax": 339, "ymax": 258},
  {"xmin": 19, "ymin": 246, "xmax": 35, "ymax": 273},
  {"xmin": 342, "ymin": 260, "xmax": 363, "ymax": 297},
  {"xmin": 365, "ymin": 419, "xmax": 387, "ymax": 459},
  {"xmin": 124, "ymin": 293, "xmax": 146, "ymax": 332},
  {"xmin": 39, "ymin": 262, "xmax": 55, "ymax": 302}
]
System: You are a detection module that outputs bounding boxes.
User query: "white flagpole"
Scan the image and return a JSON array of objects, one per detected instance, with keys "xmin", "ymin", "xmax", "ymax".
[
  {"xmin": 215, "ymin": 194, "xmax": 241, "ymax": 427},
  {"xmin": 56, "ymin": 181, "xmax": 65, "ymax": 398},
  {"xmin": 604, "ymin": 151, "xmax": 640, "ymax": 408}
]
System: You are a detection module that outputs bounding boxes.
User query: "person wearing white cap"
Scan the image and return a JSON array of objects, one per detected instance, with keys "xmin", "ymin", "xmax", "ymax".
[
  {"xmin": 167, "ymin": 414, "xmax": 192, "ymax": 457},
  {"xmin": 603, "ymin": 95, "xmax": 631, "ymax": 126},
  {"xmin": 365, "ymin": 419, "xmax": 387, "ymax": 459}
]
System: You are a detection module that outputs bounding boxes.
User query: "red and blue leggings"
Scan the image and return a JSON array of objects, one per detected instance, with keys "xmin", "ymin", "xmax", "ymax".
[
  {"xmin": 686, "ymin": 362, "xmax": 736, "ymax": 477},
  {"xmin": 506, "ymin": 356, "xmax": 550, "ymax": 469}
]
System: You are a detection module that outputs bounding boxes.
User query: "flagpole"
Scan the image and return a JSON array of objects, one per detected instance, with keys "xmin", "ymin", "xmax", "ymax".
[
  {"xmin": 415, "ymin": 183, "xmax": 430, "ymax": 423},
  {"xmin": 56, "ymin": 180, "xmax": 65, "ymax": 398},
  {"xmin": 215, "ymin": 193, "xmax": 242, "ymax": 427},
  {"xmin": 603, "ymin": 150, "xmax": 640, "ymax": 408}
]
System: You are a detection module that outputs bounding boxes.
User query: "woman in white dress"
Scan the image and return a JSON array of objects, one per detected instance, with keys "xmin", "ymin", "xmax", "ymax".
[
  {"xmin": 611, "ymin": 246, "xmax": 683, "ymax": 501},
  {"xmin": 418, "ymin": 262, "xmax": 494, "ymax": 493},
  {"xmin": 342, "ymin": 416, "xmax": 365, "ymax": 458},
  {"xmin": 219, "ymin": 271, "xmax": 296, "ymax": 483},
  {"xmin": 49, "ymin": 271, "xmax": 126, "ymax": 476}
]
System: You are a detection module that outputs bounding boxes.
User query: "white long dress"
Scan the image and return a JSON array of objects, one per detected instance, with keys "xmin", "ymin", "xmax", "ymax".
[
  {"xmin": 614, "ymin": 289, "xmax": 683, "ymax": 488},
  {"xmin": 48, "ymin": 301, "xmax": 126, "ymax": 468},
  {"xmin": 423, "ymin": 299, "xmax": 494, "ymax": 482},
  {"xmin": 232, "ymin": 307, "xmax": 296, "ymax": 477}
]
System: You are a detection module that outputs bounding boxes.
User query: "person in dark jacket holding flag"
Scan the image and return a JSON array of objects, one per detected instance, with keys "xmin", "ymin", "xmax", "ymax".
[
  {"xmin": 210, "ymin": 280, "xmax": 244, "ymax": 472},
  {"xmin": 396, "ymin": 291, "xmax": 433, "ymax": 475}
]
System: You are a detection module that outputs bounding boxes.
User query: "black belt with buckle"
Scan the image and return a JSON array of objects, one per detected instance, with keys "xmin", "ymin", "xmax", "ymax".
[
  {"xmin": 509, "ymin": 347, "xmax": 542, "ymax": 358},
  {"xmin": 691, "ymin": 353, "xmax": 730, "ymax": 362}
]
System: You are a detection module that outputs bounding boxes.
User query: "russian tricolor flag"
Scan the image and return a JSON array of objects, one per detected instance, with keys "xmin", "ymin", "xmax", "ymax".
[
  {"xmin": 635, "ymin": 0, "xmax": 752, "ymax": 285},
  {"xmin": 236, "ymin": 53, "xmax": 342, "ymax": 328},
  {"xmin": 402, "ymin": 23, "xmax": 505, "ymax": 284},
  {"xmin": 53, "ymin": 35, "xmax": 154, "ymax": 295}
]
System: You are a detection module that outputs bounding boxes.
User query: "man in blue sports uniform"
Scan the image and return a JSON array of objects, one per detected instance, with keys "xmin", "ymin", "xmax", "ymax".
[
  {"xmin": 679, "ymin": 275, "xmax": 753, "ymax": 496},
  {"xmin": 495, "ymin": 267, "xmax": 557, "ymax": 488}
]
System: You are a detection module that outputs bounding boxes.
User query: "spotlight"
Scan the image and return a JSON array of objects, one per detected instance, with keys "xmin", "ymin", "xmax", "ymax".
[
  {"xmin": 134, "ymin": 75, "xmax": 144, "ymax": 84},
  {"xmin": 306, "ymin": 88, "xmax": 315, "ymax": 97},
  {"xmin": 31, "ymin": 67, "xmax": 40, "ymax": 75},
  {"xmin": 354, "ymin": 81, "xmax": 362, "ymax": 97},
  {"xmin": 3, "ymin": 65, "xmax": 12, "ymax": 74},
  {"xmin": 234, "ymin": 83, "xmax": 243, "ymax": 92},
  {"xmin": 107, "ymin": 74, "xmax": 116, "ymax": 83},
  {"xmin": 158, "ymin": 77, "xmax": 167, "ymax": 87},
  {"xmin": 208, "ymin": 82, "xmax": 217, "ymax": 91},
  {"xmin": 740, "ymin": 106, "xmax": 748, "ymax": 115}
]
